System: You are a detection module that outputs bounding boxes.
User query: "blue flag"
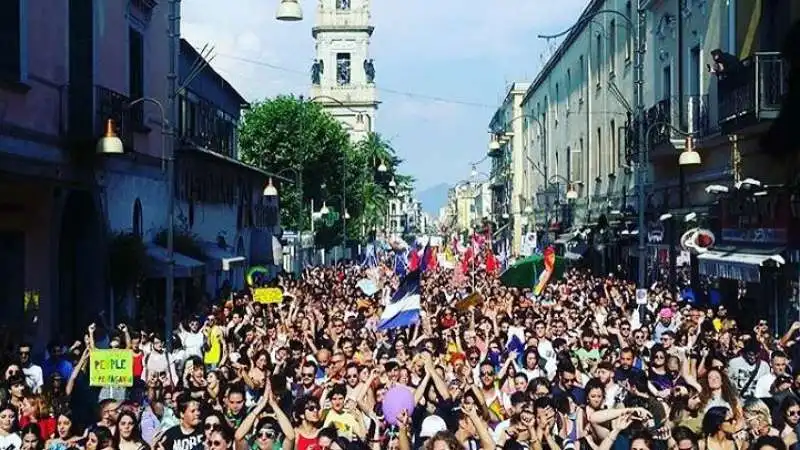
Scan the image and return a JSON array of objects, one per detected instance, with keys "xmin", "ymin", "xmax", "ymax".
[{"xmin": 378, "ymin": 270, "xmax": 421, "ymax": 331}]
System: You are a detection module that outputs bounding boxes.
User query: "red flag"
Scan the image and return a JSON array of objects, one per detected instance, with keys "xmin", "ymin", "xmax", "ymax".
[
  {"xmin": 485, "ymin": 247, "xmax": 498, "ymax": 274},
  {"xmin": 408, "ymin": 249, "xmax": 420, "ymax": 271},
  {"xmin": 428, "ymin": 247, "xmax": 439, "ymax": 271},
  {"xmin": 461, "ymin": 246, "xmax": 473, "ymax": 274}
]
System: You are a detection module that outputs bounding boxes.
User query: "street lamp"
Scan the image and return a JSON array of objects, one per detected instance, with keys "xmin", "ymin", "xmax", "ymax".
[
  {"xmin": 566, "ymin": 184, "xmax": 579, "ymax": 200},
  {"xmin": 276, "ymin": 0, "xmax": 302, "ymax": 21},
  {"xmin": 377, "ymin": 161, "xmax": 388, "ymax": 173},
  {"xmin": 389, "ymin": 178, "xmax": 397, "ymax": 188},
  {"xmin": 678, "ymin": 137, "xmax": 702, "ymax": 166},
  {"xmin": 320, "ymin": 202, "xmax": 330, "ymax": 215},
  {"xmin": 263, "ymin": 178, "xmax": 279, "ymax": 197},
  {"xmin": 97, "ymin": 119, "xmax": 125, "ymax": 154},
  {"xmin": 488, "ymin": 134, "xmax": 501, "ymax": 152}
]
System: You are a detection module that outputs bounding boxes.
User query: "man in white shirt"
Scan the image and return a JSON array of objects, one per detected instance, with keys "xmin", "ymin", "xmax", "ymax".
[
  {"xmin": 19, "ymin": 343, "xmax": 43, "ymax": 393},
  {"xmin": 728, "ymin": 340, "xmax": 771, "ymax": 398},
  {"xmin": 755, "ymin": 350, "xmax": 789, "ymax": 399}
]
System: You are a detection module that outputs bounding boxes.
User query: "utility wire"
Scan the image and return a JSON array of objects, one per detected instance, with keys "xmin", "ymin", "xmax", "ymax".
[{"xmin": 216, "ymin": 53, "xmax": 497, "ymax": 109}]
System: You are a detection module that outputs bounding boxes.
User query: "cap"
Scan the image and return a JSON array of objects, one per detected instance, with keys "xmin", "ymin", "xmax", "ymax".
[
  {"xmin": 419, "ymin": 415, "xmax": 448, "ymax": 438},
  {"xmin": 659, "ymin": 308, "xmax": 673, "ymax": 318}
]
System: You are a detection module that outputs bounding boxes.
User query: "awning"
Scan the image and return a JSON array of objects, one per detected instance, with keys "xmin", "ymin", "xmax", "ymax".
[
  {"xmin": 199, "ymin": 241, "xmax": 246, "ymax": 272},
  {"xmin": 697, "ymin": 247, "xmax": 784, "ymax": 282},
  {"xmin": 145, "ymin": 244, "xmax": 205, "ymax": 278},
  {"xmin": 564, "ymin": 242, "xmax": 589, "ymax": 260}
]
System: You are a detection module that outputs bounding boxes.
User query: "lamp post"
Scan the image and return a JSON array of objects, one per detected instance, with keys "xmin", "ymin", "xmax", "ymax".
[
  {"xmin": 641, "ymin": 122, "xmax": 701, "ymax": 286},
  {"xmin": 263, "ymin": 168, "xmax": 301, "ymax": 275},
  {"xmin": 98, "ymin": 95, "xmax": 176, "ymax": 350}
]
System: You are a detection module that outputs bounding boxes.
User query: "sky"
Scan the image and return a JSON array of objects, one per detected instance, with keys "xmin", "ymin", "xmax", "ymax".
[{"xmin": 181, "ymin": 0, "xmax": 590, "ymax": 193}]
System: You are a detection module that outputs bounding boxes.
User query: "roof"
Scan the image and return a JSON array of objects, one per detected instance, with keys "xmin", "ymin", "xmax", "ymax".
[
  {"xmin": 488, "ymin": 82, "xmax": 531, "ymax": 131},
  {"xmin": 180, "ymin": 39, "xmax": 249, "ymax": 108},
  {"xmin": 521, "ymin": 0, "xmax": 604, "ymax": 105}
]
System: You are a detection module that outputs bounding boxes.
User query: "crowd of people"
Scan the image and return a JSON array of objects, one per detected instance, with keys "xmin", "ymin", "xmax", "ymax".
[{"xmin": 0, "ymin": 255, "xmax": 796, "ymax": 450}]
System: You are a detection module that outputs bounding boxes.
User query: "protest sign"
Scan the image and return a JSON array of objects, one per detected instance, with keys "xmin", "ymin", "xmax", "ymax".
[{"xmin": 90, "ymin": 349, "xmax": 134, "ymax": 387}]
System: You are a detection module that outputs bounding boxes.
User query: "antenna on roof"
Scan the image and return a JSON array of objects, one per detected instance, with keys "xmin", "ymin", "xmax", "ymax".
[{"xmin": 178, "ymin": 43, "xmax": 216, "ymax": 94}]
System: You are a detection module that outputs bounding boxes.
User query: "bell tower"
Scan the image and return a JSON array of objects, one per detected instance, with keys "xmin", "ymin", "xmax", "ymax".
[{"xmin": 310, "ymin": 0, "xmax": 378, "ymax": 142}]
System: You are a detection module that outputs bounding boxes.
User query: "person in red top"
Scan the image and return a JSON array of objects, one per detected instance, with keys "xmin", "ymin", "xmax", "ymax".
[
  {"xmin": 130, "ymin": 332, "xmax": 145, "ymax": 380},
  {"xmin": 19, "ymin": 393, "xmax": 56, "ymax": 440}
]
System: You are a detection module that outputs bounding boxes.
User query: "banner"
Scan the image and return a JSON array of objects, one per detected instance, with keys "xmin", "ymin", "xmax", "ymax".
[
  {"xmin": 253, "ymin": 287, "xmax": 284, "ymax": 304},
  {"xmin": 90, "ymin": 349, "xmax": 134, "ymax": 387}
]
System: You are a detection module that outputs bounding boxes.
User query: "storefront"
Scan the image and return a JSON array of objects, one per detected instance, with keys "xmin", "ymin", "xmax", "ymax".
[{"xmin": 698, "ymin": 188, "xmax": 800, "ymax": 333}]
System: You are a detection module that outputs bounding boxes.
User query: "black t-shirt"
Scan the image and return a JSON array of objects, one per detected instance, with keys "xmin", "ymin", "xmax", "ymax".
[{"xmin": 163, "ymin": 425, "xmax": 204, "ymax": 450}]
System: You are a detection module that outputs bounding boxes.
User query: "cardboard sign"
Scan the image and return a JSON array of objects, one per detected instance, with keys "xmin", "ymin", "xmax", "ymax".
[
  {"xmin": 253, "ymin": 287, "xmax": 283, "ymax": 304},
  {"xmin": 90, "ymin": 349, "xmax": 134, "ymax": 387}
]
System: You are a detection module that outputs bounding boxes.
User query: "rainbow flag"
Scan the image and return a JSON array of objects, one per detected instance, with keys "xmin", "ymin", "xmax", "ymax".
[{"xmin": 533, "ymin": 246, "xmax": 556, "ymax": 296}]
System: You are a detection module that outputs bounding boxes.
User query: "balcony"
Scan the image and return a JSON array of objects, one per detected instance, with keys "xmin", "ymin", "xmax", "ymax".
[
  {"xmin": 177, "ymin": 96, "xmax": 236, "ymax": 158},
  {"xmin": 639, "ymin": 95, "xmax": 715, "ymax": 161},
  {"xmin": 718, "ymin": 52, "xmax": 788, "ymax": 131}
]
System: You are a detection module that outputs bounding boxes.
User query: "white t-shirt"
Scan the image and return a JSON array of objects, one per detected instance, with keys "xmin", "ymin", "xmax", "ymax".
[
  {"xmin": 179, "ymin": 330, "xmax": 205, "ymax": 359},
  {"xmin": 727, "ymin": 357, "xmax": 770, "ymax": 398},
  {"xmin": 0, "ymin": 432, "xmax": 22, "ymax": 450}
]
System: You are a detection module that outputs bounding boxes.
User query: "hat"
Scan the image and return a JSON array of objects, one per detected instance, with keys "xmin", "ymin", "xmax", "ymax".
[
  {"xmin": 419, "ymin": 415, "xmax": 448, "ymax": 438},
  {"xmin": 659, "ymin": 308, "xmax": 673, "ymax": 318}
]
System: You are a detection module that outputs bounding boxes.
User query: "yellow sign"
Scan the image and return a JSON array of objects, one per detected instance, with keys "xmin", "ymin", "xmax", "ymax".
[
  {"xmin": 90, "ymin": 349, "xmax": 134, "ymax": 387},
  {"xmin": 253, "ymin": 287, "xmax": 283, "ymax": 304}
]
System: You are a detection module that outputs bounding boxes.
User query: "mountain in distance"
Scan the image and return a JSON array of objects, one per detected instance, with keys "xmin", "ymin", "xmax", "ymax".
[{"xmin": 417, "ymin": 182, "xmax": 450, "ymax": 216}]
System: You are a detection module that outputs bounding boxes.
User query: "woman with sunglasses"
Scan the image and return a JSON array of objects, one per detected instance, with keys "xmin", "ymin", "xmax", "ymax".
[
  {"xmin": 234, "ymin": 382, "xmax": 294, "ymax": 450},
  {"xmin": 775, "ymin": 397, "xmax": 800, "ymax": 449},
  {"xmin": 203, "ymin": 411, "xmax": 233, "ymax": 449},
  {"xmin": 293, "ymin": 396, "xmax": 321, "ymax": 450}
]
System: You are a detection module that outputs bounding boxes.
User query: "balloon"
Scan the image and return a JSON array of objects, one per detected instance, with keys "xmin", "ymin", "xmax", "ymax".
[{"xmin": 382, "ymin": 386, "xmax": 415, "ymax": 425}]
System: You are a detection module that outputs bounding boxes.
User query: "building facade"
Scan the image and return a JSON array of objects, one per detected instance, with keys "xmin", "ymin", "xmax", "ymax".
[
  {"xmin": 488, "ymin": 82, "xmax": 530, "ymax": 255},
  {"xmin": 175, "ymin": 39, "xmax": 280, "ymax": 300},
  {"xmin": 489, "ymin": 0, "xmax": 798, "ymax": 329},
  {"xmin": 309, "ymin": 0, "xmax": 377, "ymax": 141},
  {"xmin": 0, "ymin": 0, "xmax": 282, "ymax": 347},
  {"xmin": 0, "ymin": 0, "xmax": 173, "ymax": 344}
]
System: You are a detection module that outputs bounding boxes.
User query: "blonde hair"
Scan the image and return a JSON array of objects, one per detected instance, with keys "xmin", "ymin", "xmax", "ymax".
[{"xmin": 743, "ymin": 398, "xmax": 772, "ymax": 425}]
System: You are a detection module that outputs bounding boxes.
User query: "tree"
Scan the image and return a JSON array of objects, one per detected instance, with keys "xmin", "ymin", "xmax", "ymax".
[
  {"xmin": 239, "ymin": 96, "xmax": 351, "ymax": 246},
  {"xmin": 239, "ymin": 96, "xmax": 414, "ymax": 247}
]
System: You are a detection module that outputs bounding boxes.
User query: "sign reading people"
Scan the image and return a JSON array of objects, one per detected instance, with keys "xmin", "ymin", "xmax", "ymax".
[{"xmin": 89, "ymin": 349, "xmax": 134, "ymax": 387}]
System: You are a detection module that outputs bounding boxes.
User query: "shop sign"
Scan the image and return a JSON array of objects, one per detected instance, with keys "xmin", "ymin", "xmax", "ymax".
[
  {"xmin": 647, "ymin": 220, "xmax": 664, "ymax": 244},
  {"xmin": 719, "ymin": 192, "xmax": 793, "ymax": 245}
]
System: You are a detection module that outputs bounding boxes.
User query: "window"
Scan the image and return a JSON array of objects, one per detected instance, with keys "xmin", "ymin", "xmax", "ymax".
[
  {"xmin": 554, "ymin": 83, "xmax": 560, "ymax": 118},
  {"xmin": 596, "ymin": 127, "xmax": 603, "ymax": 179},
  {"xmin": 336, "ymin": 0, "xmax": 350, "ymax": 9},
  {"xmin": 662, "ymin": 65, "xmax": 672, "ymax": 100},
  {"xmin": 689, "ymin": 46, "xmax": 701, "ymax": 96},
  {"xmin": 578, "ymin": 56, "xmax": 585, "ymax": 99},
  {"xmin": 625, "ymin": 1, "xmax": 633, "ymax": 60},
  {"xmin": 566, "ymin": 69, "xmax": 572, "ymax": 110},
  {"xmin": 610, "ymin": 120, "xmax": 617, "ymax": 169},
  {"xmin": 576, "ymin": 138, "xmax": 585, "ymax": 186},
  {"xmin": 132, "ymin": 199, "xmax": 143, "ymax": 237},
  {"xmin": 336, "ymin": 53, "xmax": 351, "ymax": 85},
  {"xmin": 129, "ymin": 28, "xmax": 145, "ymax": 125},
  {"xmin": 609, "ymin": 20, "xmax": 617, "ymax": 74},
  {"xmin": 0, "ymin": 0, "xmax": 22, "ymax": 81},
  {"xmin": 595, "ymin": 33, "xmax": 603, "ymax": 82}
]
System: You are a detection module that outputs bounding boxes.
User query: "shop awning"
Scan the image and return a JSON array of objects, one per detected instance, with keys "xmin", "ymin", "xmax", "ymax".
[
  {"xmin": 564, "ymin": 242, "xmax": 589, "ymax": 260},
  {"xmin": 200, "ymin": 241, "xmax": 246, "ymax": 272},
  {"xmin": 697, "ymin": 247, "xmax": 784, "ymax": 282},
  {"xmin": 145, "ymin": 244, "xmax": 205, "ymax": 278}
]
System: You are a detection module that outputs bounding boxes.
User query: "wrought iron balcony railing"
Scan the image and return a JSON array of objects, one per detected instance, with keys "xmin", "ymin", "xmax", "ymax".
[
  {"xmin": 718, "ymin": 52, "xmax": 788, "ymax": 129},
  {"xmin": 95, "ymin": 85, "xmax": 134, "ymax": 149}
]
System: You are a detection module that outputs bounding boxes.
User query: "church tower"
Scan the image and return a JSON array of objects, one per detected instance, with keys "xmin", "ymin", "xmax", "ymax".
[{"xmin": 310, "ymin": 0, "xmax": 378, "ymax": 142}]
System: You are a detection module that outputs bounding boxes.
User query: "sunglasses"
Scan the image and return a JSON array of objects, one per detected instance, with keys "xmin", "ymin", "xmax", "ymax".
[
  {"xmin": 205, "ymin": 422, "xmax": 221, "ymax": 431},
  {"xmin": 209, "ymin": 440, "xmax": 225, "ymax": 447},
  {"xmin": 258, "ymin": 429, "xmax": 276, "ymax": 439},
  {"xmin": 305, "ymin": 404, "xmax": 320, "ymax": 412}
]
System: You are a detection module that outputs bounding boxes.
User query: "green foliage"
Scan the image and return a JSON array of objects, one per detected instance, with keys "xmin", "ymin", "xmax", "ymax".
[
  {"xmin": 153, "ymin": 228, "xmax": 205, "ymax": 261},
  {"xmin": 238, "ymin": 95, "xmax": 413, "ymax": 246},
  {"xmin": 108, "ymin": 231, "xmax": 148, "ymax": 296}
]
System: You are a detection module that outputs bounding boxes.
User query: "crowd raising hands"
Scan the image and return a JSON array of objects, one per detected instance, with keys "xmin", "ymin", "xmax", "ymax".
[{"xmin": 0, "ymin": 262, "xmax": 797, "ymax": 450}]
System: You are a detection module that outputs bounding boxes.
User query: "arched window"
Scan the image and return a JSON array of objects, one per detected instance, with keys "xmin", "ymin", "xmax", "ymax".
[{"xmin": 132, "ymin": 199, "xmax": 143, "ymax": 237}]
